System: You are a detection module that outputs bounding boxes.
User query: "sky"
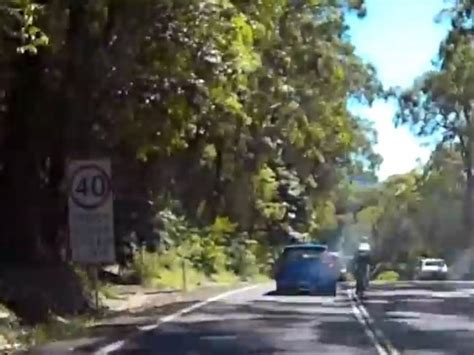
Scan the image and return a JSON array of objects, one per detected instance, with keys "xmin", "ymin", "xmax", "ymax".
[{"xmin": 347, "ymin": 0, "xmax": 451, "ymax": 180}]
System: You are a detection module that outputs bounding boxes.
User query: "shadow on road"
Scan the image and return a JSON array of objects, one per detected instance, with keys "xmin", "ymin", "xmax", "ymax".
[
  {"xmin": 77, "ymin": 282, "xmax": 474, "ymax": 354},
  {"xmin": 86, "ymin": 292, "xmax": 378, "ymax": 354},
  {"xmin": 74, "ymin": 301, "xmax": 200, "ymax": 353},
  {"xmin": 363, "ymin": 282, "xmax": 474, "ymax": 354}
]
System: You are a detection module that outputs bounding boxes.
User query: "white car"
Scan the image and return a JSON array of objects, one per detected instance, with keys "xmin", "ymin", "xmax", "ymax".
[{"xmin": 415, "ymin": 258, "xmax": 448, "ymax": 280}]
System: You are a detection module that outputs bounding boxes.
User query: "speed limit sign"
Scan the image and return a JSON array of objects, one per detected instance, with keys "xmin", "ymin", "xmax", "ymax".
[
  {"xmin": 69, "ymin": 164, "xmax": 111, "ymax": 210},
  {"xmin": 67, "ymin": 159, "xmax": 115, "ymax": 264}
]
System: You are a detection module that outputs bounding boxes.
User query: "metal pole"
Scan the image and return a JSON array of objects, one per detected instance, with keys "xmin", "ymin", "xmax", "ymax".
[{"xmin": 93, "ymin": 266, "xmax": 99, "ymax": 310}]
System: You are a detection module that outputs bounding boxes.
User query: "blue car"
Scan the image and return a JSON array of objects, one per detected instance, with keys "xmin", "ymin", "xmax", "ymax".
[{"xmin": 274, "ymin": 244, "xmax": 339, "ymax": 296}]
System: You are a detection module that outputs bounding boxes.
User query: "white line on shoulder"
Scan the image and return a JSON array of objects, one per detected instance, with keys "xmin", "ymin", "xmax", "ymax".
[{"xmin": 94, "ymin": 284, "xmax": 259, "ymax": 355}]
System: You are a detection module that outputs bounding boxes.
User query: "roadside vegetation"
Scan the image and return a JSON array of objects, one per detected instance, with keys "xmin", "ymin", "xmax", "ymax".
[
  {"xmin": 130, "ymin": 215, "xmax": 268, "ymax": 289},
  {"xmin": 375, "ymin": 271, "xmax": 400, "ymax": 283},
  {"xmin": 0, "ymin": 303, "xmax": 91, "ymax": 351}
]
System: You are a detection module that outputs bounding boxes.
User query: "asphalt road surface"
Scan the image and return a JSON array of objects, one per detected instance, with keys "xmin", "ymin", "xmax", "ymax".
[
  {"xmin": 363, "ymin": 281, "xmax": 474, "ymax": 355},
  {"xmin": 96, "ymin": 281, "xmax": 474, "ymax": 355}
]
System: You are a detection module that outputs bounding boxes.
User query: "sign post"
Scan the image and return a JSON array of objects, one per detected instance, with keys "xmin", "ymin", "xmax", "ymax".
[{"xmin": 67, "ymin": 159, "xmax": 115, "ymax": 310}]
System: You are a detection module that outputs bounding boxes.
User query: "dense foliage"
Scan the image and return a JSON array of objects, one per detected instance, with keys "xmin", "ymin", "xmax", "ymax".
[{"xmin": 0, "ymin": 0, "xmax": 381, "ymax": 272}]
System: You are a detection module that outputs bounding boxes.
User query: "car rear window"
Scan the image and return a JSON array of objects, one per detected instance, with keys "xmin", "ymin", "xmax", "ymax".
[
  {"xmin": 424, "ymin": 260, "xmax": 445, "ymax": 267},
  {"xmin": 281, "ymin": 247, "xmax": 326, "ymax": 263}
]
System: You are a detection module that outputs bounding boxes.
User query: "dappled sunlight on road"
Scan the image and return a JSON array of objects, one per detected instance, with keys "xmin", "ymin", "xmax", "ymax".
[
  {"xmin": 106, "ymin": 285, "xmax": 377, "ymax": 355},
  {"xmin": 363, "ymin": 282, "xmax": 474, "ymax": 354}
]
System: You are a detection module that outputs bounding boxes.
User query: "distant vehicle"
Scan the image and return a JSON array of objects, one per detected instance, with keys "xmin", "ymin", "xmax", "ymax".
[
  {"xmin": 274, "ymin": 244, "xmax": 339, "ymax": 296},
  {"xmin": 414, "ymin": 258, "xmax": 448, "ymax": 280}
]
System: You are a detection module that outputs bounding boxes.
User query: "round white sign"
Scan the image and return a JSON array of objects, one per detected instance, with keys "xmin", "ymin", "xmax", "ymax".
[{"xmin": 69, "ymin": 164, "xmax": 112, "ymax": 210}]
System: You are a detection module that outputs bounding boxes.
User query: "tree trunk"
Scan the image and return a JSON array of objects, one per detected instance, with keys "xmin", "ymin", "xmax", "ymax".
[
  {"xmin": 467, "ymin": 169, "xmax": 474, "ymax": 237},
  {"xmin": 467, "ymin": 136, "xmax": 474, "ymax": 276},
  {"xmin": 462, "ymin": 126, "xmax": 474, "ymax": 277},
  {"xmin": 211, "ymin": 140, "xmax": 224, "ymax": 220},
  {"xmin": 0, "ymin": 55, "xmax": 45, "ymax": 263},
  {"xmin": 0, "ymin": 0, "xmax": 94, "ymax": 264}
]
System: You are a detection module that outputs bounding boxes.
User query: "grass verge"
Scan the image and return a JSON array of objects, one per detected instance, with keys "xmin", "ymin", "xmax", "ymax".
[
  {"xmin": 99, "ymin": 284, "xmax": 123, "ymax": 300},
  {"xmin": 131, "ymin": 251, "xmax": 267, "ymax": 290},
  {"xmin": 26, "ymin": 317, "xmax": 92, "ymax": 347},
  {"xmin": 375, "ymin": 270, "xmax": 400, "ymax": 283}
]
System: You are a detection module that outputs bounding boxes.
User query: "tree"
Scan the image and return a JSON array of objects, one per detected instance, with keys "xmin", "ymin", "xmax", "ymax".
[
  {"xmin": 0, "ymin": 0, "xmax": 381, "ymax": 264},
  {"xmin": 346, "ymin": 144, "xmax": 468, "ymax": 267},
  {"xmin": 416, "ymin": 145, "xmax": 466, "ymax": 258},
  {"xmin": 396, "ymin": 0, "xmax": 474, "ymax": 244}
]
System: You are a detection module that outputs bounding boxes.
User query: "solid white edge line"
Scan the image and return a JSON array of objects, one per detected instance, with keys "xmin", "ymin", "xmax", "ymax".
[
  {"xmin": 347, "ymin": 289, "xmax": 391, "ymax": 355},
  {"xmin": 93, "ymin": 284, "xmax": 260, "ymax": 355}
]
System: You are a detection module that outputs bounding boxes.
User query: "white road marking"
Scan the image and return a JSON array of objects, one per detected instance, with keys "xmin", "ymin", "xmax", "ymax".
[
  {"xmin": 200, "ymin": 335, "xmax": 238, "ymax": 341},
  {"xmin": 93, "ymin": 284, "xmax": 260, "ymax": 354},
  {"xmin": 347, "ymin": 289, "xmax": 400, "ymax": 355},
  {"xmin": 412, "ymin": 280, "xmax": 474, "ymax": 286}
]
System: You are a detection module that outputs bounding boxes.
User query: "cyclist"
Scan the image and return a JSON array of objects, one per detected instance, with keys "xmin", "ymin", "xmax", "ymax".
[{"xmin": 354, "ymin": 237, "xmax": 371, "ymax": 298}]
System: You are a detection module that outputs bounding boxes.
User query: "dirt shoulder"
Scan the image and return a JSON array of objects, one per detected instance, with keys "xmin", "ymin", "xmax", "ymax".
[{"xmin": 28, "ymin": 282, "xmax": 252, "ymax": 354}]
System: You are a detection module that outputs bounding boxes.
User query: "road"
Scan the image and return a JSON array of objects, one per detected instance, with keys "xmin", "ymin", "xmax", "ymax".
[
  {"xmin": 96, "ymin": 281, "xmax": 474, "ymax": 355},
  {"xmin": 363, "ymin": 281, "xmax": 474, "ymax": 354}
]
